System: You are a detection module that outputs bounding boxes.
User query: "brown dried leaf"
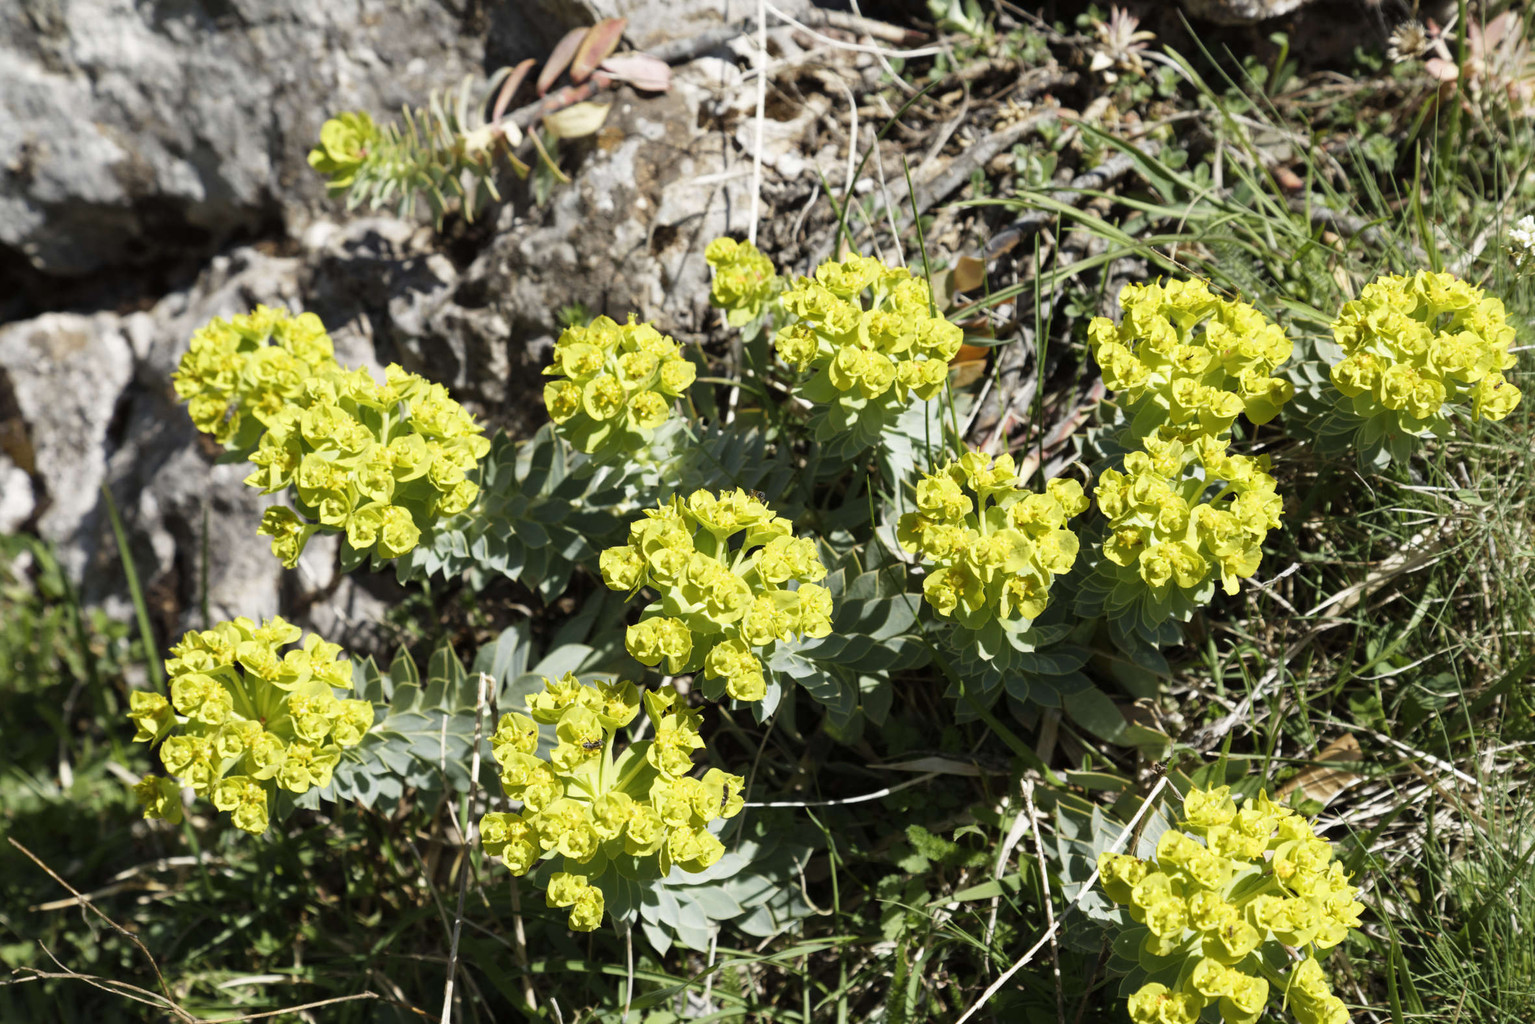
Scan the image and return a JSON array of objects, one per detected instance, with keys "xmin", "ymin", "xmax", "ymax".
[
  {"xmin": 1275, "ymin": 733, "xmax": 1363, "ymax": 806},
  {"xmin": 538, "ymin": 27, "xmax": 587, "ymax": 96},
  {"xmin": 598, "ymin": 53, "xmax": 672, "ymax": 93},
  {"xmin": 571, "ymin": 18, "xmax": 627, "ymax": 84},
  {"xmin": 949, "ymin": 340, "xmax": 990, "ymax": 389},
  {"xmin": 951, "ymin": 255, "xmax": 987, "ymax": 293}
]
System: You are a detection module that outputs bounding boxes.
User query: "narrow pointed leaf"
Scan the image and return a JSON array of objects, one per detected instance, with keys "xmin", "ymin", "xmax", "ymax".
[
  {"xmin": 539, "ymin": 26, "xmax": 588, "ymax": 95},
  {"xmin": 599, "ymin": 53, "xmax": 672, "ymax": 93},
  {"xmin": 494, "ymin": 58, "xmax": 536, "ymax": 121},
  {"xmin": 571, "ymin": 17, "xmax": 627, "ymax": 83}
]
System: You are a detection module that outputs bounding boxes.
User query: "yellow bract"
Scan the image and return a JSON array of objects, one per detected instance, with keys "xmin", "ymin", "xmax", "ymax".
[
  {"xmin": 898, "ymin": 451, "xmax": 1087, "ymax": 629},
  {"xmin": 774, "ymin": 252, "xmax": 964, "ymax": 446},
  {"xmin": 705, "ymin": 237, "xmax": 780, "ymax": 328},
  {"xmin": 1088, "ymin": 279, "xmax": 1294, "ymax": 440},
  {"xmin": 175, "ymin": 307, "xmax": 490, "ymax": 567},
  {"xmin": 129, "ymin": 618, "xmax": 371, "ymax": 836},
  {"xmin": 1095, "ymin": 433, "xmax": 1281, "ymax": 597},
  {"xmin": 1101, "ymin": 785, "xmax": 1364, "ymax": 1024},
  {"xmin": 542, "ymin": 314, "xmax": 696, "ymax": 455},
  {"xmin": 1330, "ymin": 270, "xmax": 1521, "ymax": 427},
  {"xmin": 600, "ymin": 490, "xmax": 831, "ymax": 702},
  {"xmin": 482, "ymin": 677, "xmax": 745, "ymax": 932}
]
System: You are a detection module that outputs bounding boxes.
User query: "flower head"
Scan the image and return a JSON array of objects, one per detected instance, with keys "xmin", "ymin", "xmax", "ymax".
[
  {"xmin": 482, "ymin": 677, "xmax": 745, "ymax": 931},
  {"xmin": 306, "ymin": 112, "xmax": 381, "ymax": 191},
  {"xmin": 128, "ymin": 618, "xmax": 371, "ymax": 835},
  {"xmin": 1508, "ymin": 214, "xmax": 1535, "ymax": 274},
  {"xmin": 1089, "ymin": 279, "xmax": 1294, "ymax": 440},
  {"xmin": 1095, "ymin": 432, "xmax": 1280, "ymax": 599},
  {"xmin": 176, "ymin": 309, "xmax": 490, "ymax": 567},
  {"xmin": 775, "ymin": 253, "xmax": 963, "ymax": 448},
  {"xmin": 1330, "ymin": 270, "xmax": 1521, "ymax": 430},
  {"xmin": 600, "ymin": 490, "xmax": 830, "ymax": 701},
  {"xmin": 1387, "ymin": 20, "xmax": 1431, "ymax": 63},
  {"xmin": 706, "ymin": 237, "xmax": 781, "ymax": 327},
  {"xmin": 1099, "ymin": 785, "xmax": 1364, "ymax": 1024},
  {"xmin": 898, "ymin": 451, "xmax": 1087, "ymax": 631},
  {"xmin": 542, "ymin": 315, "xmax": 696, "ymax": 455}
]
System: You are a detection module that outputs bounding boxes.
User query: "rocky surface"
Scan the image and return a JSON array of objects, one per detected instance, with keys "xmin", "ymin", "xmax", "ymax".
[
  {"xmin": 0, "ymin": 0, "xmax": 790, "ymax": 299},
  {"xmin": 0, "ymin": 0, "xmax": 829, "ymax": 647},
  {"xmin": 1178, "ymin": 0, "xmax": 1319, "ymax": 24}
]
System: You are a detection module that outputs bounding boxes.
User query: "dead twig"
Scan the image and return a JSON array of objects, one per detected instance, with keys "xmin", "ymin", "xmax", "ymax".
[
  {"xmin": 9, "ymin": 837, "xmax": 172, "ymax": 1003},
  {"xmin": 985, "ymin": 147, "xmax": 1151, "ymax": 260}
]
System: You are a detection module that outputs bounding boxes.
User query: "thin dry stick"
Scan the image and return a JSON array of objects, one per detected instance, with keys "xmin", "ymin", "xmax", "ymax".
[
  {"xmin": 748, "ymin": 0, "xmax": 767, "ymax": 246},
  {"xmin": 846, "ymin": 0, "xmax": 919, "ymax": 94},
  {"xmin": 745, "ymin": 771, "xmax": 939, "ymax": 807},
  {"xmin": 985, "ymin": 796, "xmax": 1031, "ymax": 952},
  {"xmin": 10, "ymin": 962, "xmax": 385, "ymax": 1022},
  {"xmin": 205, "ymin": 992, "xmax": 382, "ymax": 1022},
  {"xmin": 440, "ymin": 672, "xmax": 490, "ymax": 1024},
  {"xmin": 867, "ymin": 108, "xmax": 905, "ymax": 267},
  {"xmin": 954, "ymin": 776, "xmax": 1171, "ymax": 1024},
  {"xmin": 1022, "ymin": 780, "xmax": 1065, "ymax": 1024},
  {"xmin": 17, "ymin": 949, "xmax": 186, "ymax": 1019},
  {"xmin": 10, "ymin": 838, "xmax": 172, "ymax": 1002},
  {"xmin": 764, "ymin": 1, "xmax": 946, "ymax": 59},
  {"xmin": 702, "ymin": 927, "xmax": 720, "ymax": 1010},
  {"xmin": 624, "ymin": 924, "xmax": 635, "ymax": 1019},
  {"xmin": 508, "ymin": 878, "xmax": 538, "ymax": 1011}
]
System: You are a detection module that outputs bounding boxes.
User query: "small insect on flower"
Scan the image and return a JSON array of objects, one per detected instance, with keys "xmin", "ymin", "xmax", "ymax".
[{"xmin": 582, "ymin": 739, "xmax": 603, "ymax": 751}]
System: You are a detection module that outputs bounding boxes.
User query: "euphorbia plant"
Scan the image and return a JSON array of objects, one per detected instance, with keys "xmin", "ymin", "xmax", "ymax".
[{"xmin": 481, "ymin": 676, "xmax": 745, "ymax": 931}]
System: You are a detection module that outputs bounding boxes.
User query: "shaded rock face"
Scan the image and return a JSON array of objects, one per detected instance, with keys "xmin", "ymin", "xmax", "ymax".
[
  {"xmin": 0, "ymin": 0, "xmax": 823, "ymax": 648},
  {"xmin": 0, "ymin": 0, "xmax": 593, "ymax": 298}
]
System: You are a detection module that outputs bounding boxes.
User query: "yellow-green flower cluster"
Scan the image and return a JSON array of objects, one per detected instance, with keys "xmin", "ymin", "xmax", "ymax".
[
  {"xmin": 1089, "ymin": 279, "xmax": 1295, "ymax": 439},
  {"xmin": 172, "ymin": 305, "xmax": 340, "ymax": 447},
  {"xmin": 174, "ymin": 307, "xmax": 490, "ymax": 567},
  {"xmin": 599, "ymin": 489, "xmax": 832, "ymax": 702},
  {"xmin": 128, "ymin": 617, "xmax": 372, "ymax": 835},
  {"xmin": 481, "ymin": 677, "xmax": 746, "ymax": 932},
  {"xmin": 896, "ymin": 451, "xmax": 1088, "ymax": 629},
  {"xmin": 705, "ymin": 237, "xmax": 780, "ymax": 327},
  {"xmin": 1330, "ymin": 270, "xmax": 1522, "ymax": 426},
  {"xmin": 306, "ymin": 111, "xmax": 380, "ymax": 192},
  {"xmin": 247, "ymin": 363, "xmax": 489, "ymax": 566},
  {"xmin": 1099, "ymin": 786, "xmax": 1364, "ymax": 1024},
  {"xmin": 774, "ymin": 253, "xmax": 964, "ymax": 445},
  {"xmin": 542, "ymin": 315, "xmax": 698, "ymax": 455},
  {"xmin": 1095, "ymin": 433, "xmax": 1282, "ymax": 598}
]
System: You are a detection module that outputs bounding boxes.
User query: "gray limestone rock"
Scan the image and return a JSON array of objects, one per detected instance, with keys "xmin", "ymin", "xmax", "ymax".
[
  {"xmin": 1178, "ymin": 0, "xmax": 1319, "ymax": 25},
  {"xmin": 0, "ymin": 0, "xmax": 588, "ymax": 280},
  {"xmin": 0, "ymin": 0, "xmax": 826, "ymax": 649}
]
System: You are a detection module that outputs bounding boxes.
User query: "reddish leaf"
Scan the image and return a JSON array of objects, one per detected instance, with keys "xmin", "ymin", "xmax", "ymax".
[
  {"xmin": 598, "ymin": 54, "xmax": 672, "ymax": 93},
  {"xmin": 538, "ymin": 27, "xmax": 587, "ymax": 96},
  {"xmin": 570, "ymin": 18, "xmax": 627, "ymax": 84},
  {"xmin": 493, "ymin": 58, "xmax": 536, "ymax": 121}
]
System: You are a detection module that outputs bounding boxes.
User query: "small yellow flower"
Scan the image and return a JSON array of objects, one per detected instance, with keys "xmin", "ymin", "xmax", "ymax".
[
  {"xmin": 126, "ymin": 619, "xmax": 367, "ymax": 836},
  {"xmin": 1098, "ymin": 785, "xmax": 1363, "ymax": 1024},
  {"xmin": 542, "ymin": 315, "xmax": 695, "ymax": 454},
  {"xmin": 900, "ymin": 451, "xmax": 1085, "ymax": 629},
  {"xmin": 602, "ymin": 490, "xmax": 829, "ymax": 702}
]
